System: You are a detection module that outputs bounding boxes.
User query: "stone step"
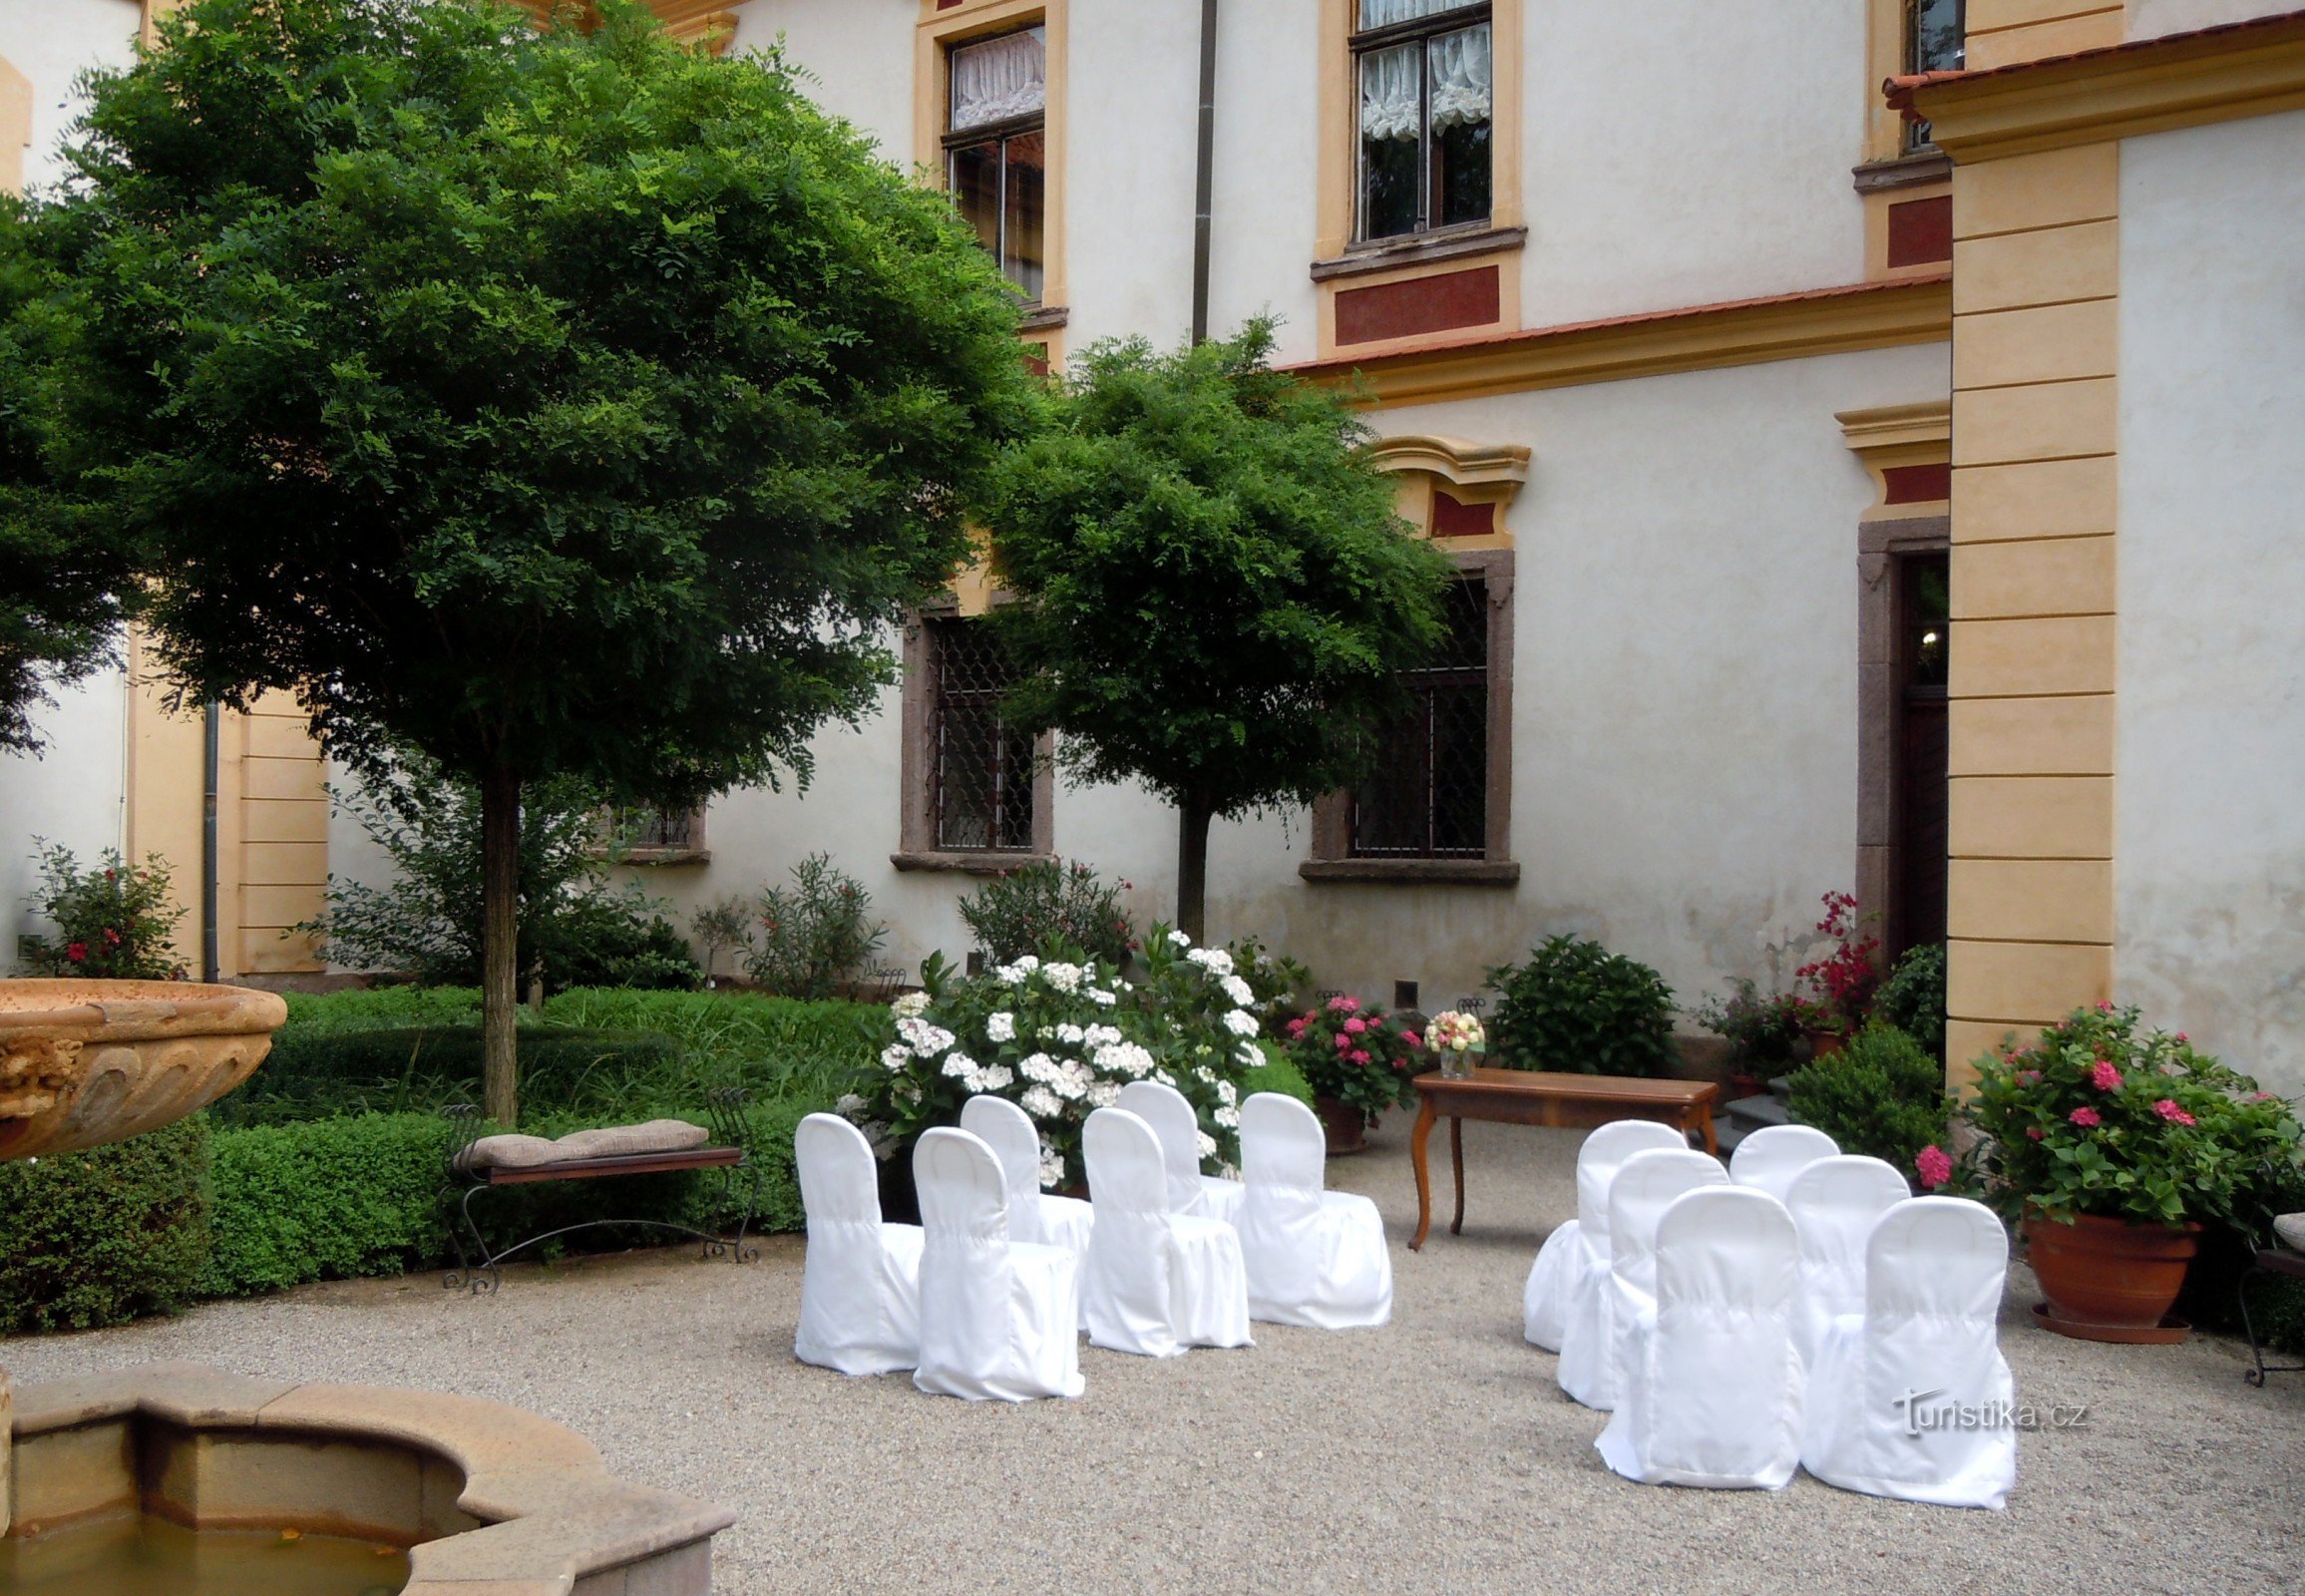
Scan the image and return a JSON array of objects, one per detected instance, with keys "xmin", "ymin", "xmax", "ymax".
[
  {"xmin": 1726, "ymin": 1091, "xmax": 1791, "ymax": 1130},
  {"xmin": 1768, "ymin": 1074, "xmax": 1794, "ymax": 1101}
]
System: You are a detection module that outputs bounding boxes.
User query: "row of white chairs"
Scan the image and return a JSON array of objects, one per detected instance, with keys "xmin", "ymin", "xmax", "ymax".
[
  {"xmin": 1524, "ymin": 1123, "xmax": 2016, "ymax": 1507},
  {"xmin": 793, "ymin": 1084, "xmax": 1392, "ymax": 1400}
]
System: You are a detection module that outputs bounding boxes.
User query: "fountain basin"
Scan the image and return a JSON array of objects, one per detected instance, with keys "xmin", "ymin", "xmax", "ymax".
[
  {"xmin": 5, "ymin": 1363, "xmax": 733, "ymax": 1595},
  {"xmin": 0, "ymin": 981, "xmax": 289, "ymax": 1159}
]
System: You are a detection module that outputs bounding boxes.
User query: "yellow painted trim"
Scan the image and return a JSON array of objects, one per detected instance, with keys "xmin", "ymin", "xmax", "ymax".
[
  {"xmin": 915, "ymin": 0, "xmax": 1067, "ymax": 320},
  {"xmin": 1317, "ymin": 244, "xmax": 1524, "ymax": 361},
  {"xmin": 1299, "ymin": 277, "xmax": 1951, "ymax": 409},
  {"xmin": 1836, "ymin": 399, "xmax": 1952, "ymax": 514},
  {"xmin": 1864, "ymin": 0, "xmax": 1909, "ymax": 163},
  {"xmin": 1862, "ymin": 180, "xmax": 1956, "ymax": 282},
  {"xmin": 1362, "ymin": 434, "xmax": 1530, "ymax": 490},
  {"xmin": 1904, "ymin": 11, "xmax": 2305, "ymax": 161},
  {"xmin": 508, "ymin": 3, "xmax": 738, "ymax": 53},
  {"xmin": 0, "ymin": 53, "xmax": 28, "ymax": 198}
]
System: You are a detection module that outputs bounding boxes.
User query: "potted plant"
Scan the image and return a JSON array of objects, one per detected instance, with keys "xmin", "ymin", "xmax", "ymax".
[
  {"xmin": 1283, "ymin": 996, "xmax": 1422, "ymax": 1155},
  {"xmin": 1790, "ymin": 891, "xmax": 1879, "ymax": 1058},
  {"xmin": 1961, "ymin": 1003, "xmax": 2305, "ymax": 1343},
  {"xmin": 1693, "ymin": 977, "xmax": 1806, "ymax": 1098}
]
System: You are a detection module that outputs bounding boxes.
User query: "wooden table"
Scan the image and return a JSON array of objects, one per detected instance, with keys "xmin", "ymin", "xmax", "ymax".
[{"xmin": 1407, "ymin": 1067, "xmax": 1721, "ymax": 1250}]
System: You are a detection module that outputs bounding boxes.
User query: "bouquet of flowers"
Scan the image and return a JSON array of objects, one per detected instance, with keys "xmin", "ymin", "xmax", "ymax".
[
  {"xmin": 1283, "ymin": 995, "xmax": 1424, "ymax": 1127},
  {"xmin": 1426, "ymin": 1009, "xmax": 1486, "ymax": 1076}
]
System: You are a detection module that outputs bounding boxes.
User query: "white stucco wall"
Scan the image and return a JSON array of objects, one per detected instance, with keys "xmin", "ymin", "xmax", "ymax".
[
  {"xmin": 2116, "ymin": 109, "xmax": 2305, "ymax": 1099},
  {"xmin": 0, "ymin": 0, "xmax": 141, "ymax": 196},
  {"xmin": 0, "ymin": 669, "xmax": 129, "ymax": 964},
  {"xmin": 2126, "ymin": 0, "xmax": 2299, "ymax": 41},
  {"xmin": 726, "ymin": 0, "xmax": 916, "ymax": 162}
]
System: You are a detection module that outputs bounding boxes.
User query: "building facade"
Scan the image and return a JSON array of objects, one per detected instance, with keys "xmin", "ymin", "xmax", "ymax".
[{"xmin": 3, "ymin": 1, "xmax": 2302, "ymax": 1098}]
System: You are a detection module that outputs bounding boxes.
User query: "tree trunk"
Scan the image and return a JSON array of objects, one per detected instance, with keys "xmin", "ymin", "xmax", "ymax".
[
  {"xmin": 1176, "ymin": 795, "xmax": 1212, "ymax": 945},
  {"xmin": 480, "ymin": 759, "xmax": 521, "ymax": 1127}
]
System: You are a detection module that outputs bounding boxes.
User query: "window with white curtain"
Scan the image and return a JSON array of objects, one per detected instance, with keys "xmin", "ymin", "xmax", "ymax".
[
  {"xmin": 1353, "ymin": 0, "xmax": 1491, "ymax": 242},
  {"xmin": 1902, "ymin": 0, "xmax": 1964, "ymax": 152},
  {"xmin": 946, "ymin": 26, "xmax": 1047, "ymax": 300}
]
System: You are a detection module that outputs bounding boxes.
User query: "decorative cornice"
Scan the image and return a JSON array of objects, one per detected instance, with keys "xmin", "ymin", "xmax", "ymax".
[
  {"xmin": 1295, "ymin": 277, "xmax": 1951, "ymax": 409},
  {"xmin": 513, "ymin": 1, "xmax": 740, "ymax": 54},
  {"xmin": 1836, "ymin": 399, "xmax": 1952, "ymax": 457},
  {"xmin": 1893, "ymin": 9, "xmax": 2305, "ymax": 162},
  {"xmin": 1362, "ymin": 434, "xmax": 1532, "ymax": 492}
]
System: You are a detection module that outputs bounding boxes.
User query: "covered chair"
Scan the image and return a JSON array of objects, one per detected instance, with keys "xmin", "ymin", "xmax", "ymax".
[
  {"xmin": 1729, "ymin": 1123, "xmax": 1841, "ymax": 1202},
  {"xmin": 1596, "ymin": 1185, "xmax": 1803, "ymax": 1488},
  {"xmin": 1783, "ymin": 1154, "xmax": 1911, "ymax": 1367},
  {"xmin": 1080, "ymin": 1107, "xmax": 1254, "ymax": 1358},
  {"xmin": 1236, "ymin": 1092, "xmax": 1392, "ymax": 1329},
  {"xmin": 912, "ymin": 1127, "xmax": 1084, "ymax": 1401},
  {"xmin": 793, "ymin": 1113, "xmax": 924, "ymax": 1377},
  {"xmin": 1524, "ymin": 1119, "xmax": 1688, "ymax": 1351},
  {"xmin": 1117, "ymin": 1079, "xmax": 1245, "ymax": 1225},
  {"xmin": 1559, "ymin": 1147, "xmax": 1727, "ymax": 1410},
  {"xmin": 1802, "ymin": 1196, "xmax": 2016, "ymax": 1509},
  {"xmin": 960, "ymin": 1094, "xmax": 1095, "ymax": 1259}
]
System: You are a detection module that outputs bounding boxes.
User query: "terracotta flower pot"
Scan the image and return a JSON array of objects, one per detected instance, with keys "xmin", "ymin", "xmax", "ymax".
[
  {"xmin": 2024, "ymin": 1209, "xmax": 2202, "ymax": 1344},
  {"xmin": 1802, "ymin": 1026, "xmax": 1846, "ymax": 1061},
  {"xmin": 1313, "ymin": 1094, "xmax": 1368, "ymax": 1156}
]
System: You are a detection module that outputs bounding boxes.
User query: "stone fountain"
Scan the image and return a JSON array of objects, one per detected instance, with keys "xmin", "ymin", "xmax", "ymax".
[{"xmin": 1, "ymin": 980, "xmax": 734, "ymax": 1595}]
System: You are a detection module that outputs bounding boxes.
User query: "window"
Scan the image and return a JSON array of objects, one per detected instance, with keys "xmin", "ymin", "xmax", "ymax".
[
  {"xmin": 1351, "ymin": 579, "xmax": 1489, "ymax": 857},
  {"xmin": 1353, "ymin": 0, "xmax": 1493, "ymax": 242},
  {"xmin": 927, "ymin": 616, "xmax": 1037, "ymax": 852},
  {"xmin": 1903, "ymin": 0, "xmax": 1965, "ymax": 151},
  {"xmin": 597, "ymin": 803, "xmax": 707, "ymax": 864},
  {"xmin": 946, "ymin": 26, "xmax": 1047, "ymax": 301}
]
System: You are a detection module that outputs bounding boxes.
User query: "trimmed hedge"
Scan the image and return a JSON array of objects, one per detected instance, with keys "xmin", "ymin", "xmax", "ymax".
[
  {"xmin": 0, "ymin": 1117, "xmax": 212, "ymax": 1334},
  {"xmin": 201, "ymin": 1112, "xmax": 458, "ymax": 1295},
  {"xmin": 221, "ymin": 1024, "xmax": 688, "ymax": 1125},
  {"xmin": 1785, "ymin": 1020, "xmax": 1951, "ymax": 1183}
]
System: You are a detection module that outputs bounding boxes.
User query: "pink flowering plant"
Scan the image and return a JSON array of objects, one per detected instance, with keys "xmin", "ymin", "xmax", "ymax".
[
  {"xmin": 1283, "ymin": 995, "xmax": 1424, "ymax": 1125},
  {"xmin": 1960, "ymin": 1002, "xmax": 2304, "ymax": 1229},
  {"xmin": 1790, "ymin": 890, "xmax": 1881, "ymax": 1036}
]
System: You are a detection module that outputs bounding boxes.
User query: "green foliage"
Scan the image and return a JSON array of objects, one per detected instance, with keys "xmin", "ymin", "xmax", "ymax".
[
  {"xmin": 1872, "ymin": 942, "xmax": 1947, "ymax": 1054},
  {"xmin": 279, "ymin": 985, "xmax": 489, "ymax": 1033},
  {"xmin": 983, "ymin": 320, "xmax": 1453, "ymax": 922},
  {"xmin": 958, "ymin": 857, "xmax": 1136, "ymax": 969},
  {"xmin": 216, "ymin": 1025, "xmax": 687, "ymax": 1126},
  {"xmin": 1692, "ymin": 977, "xmax": 1806, "ymax": 1071},
  {"xmin": 0, "ymin": 1117, "xmax": 212, "ymax": 1333},
  {"xmin": 1961, "ymin": 1003, "xmax": 2305, "ymax": 1228},
  {"xmin": 309, "ymin": 754, "xmax": 699, "ymax": 993},
  {"xmin": 1486, "ymin": 935, "xmax": 1678, "ymax": 1077},
  {"xmin": 1281, "ymin": 994, "xmax": 1421, "ymax": 1123},
  {"xmin": 201, "ymin": 1112, "xmax": 455, "ymax": 1295},
  {"xmin": 15, "ymin": 843, "xmax": 189, "ymax": 979},
  {"xmin": 0, "ymin": 198, "xmax": 146, "ymax": 752},
  {"xmin": 1239, "ymin": 1043, "xmax": 1316, "ymax": 1109},
  {"xmin": 1786, "ymin": 1021, "xmax": 1949, "ymax": 1183},
  {"xmin": 1226, "ymin": 934, "xmax": 1312, "ymax": 1038},
  {"xmin": 740, "ymin": 854, "xmax": 890, "ymax": 999}
]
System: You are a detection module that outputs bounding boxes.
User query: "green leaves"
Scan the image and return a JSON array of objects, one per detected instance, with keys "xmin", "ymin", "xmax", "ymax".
[{"xmin": 1486, "ymin": 935, "xmax": 1680, "ymax": 1077}]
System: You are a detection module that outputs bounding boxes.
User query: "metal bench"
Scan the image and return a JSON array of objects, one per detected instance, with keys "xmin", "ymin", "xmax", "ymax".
[
  {"xmin": 2239, "ymin": 1236, "xmax": 2305, "ymax": 1387},
  {"xmin": 441, "ymin": 1087, "xmax": 760, "ymax": 1295}
]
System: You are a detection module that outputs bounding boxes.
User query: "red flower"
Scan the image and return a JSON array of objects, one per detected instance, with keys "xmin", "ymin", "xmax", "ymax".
[
  {"xmin": 2017, "ymin": 1069, "xmax": 2042, "ymax": 1086},
  {"xmin": 1285, "ymin": 1017, "xmax": 1307, "ymax": 1038},
  {"xmin": 1343, "ymin": 1016, "xmax": 1366, "ymax": 1035},
  {"xmin": 1914, "ymin": 1145, "xmax": 1954, "ymax": 1189},
  {"xmin": 1401, "ymin": 1031, "xmax": 1422, "ymax": 1050},
  {"xmin": 2089, "ymin": 1058, "xmax": 2122, "ymax": 1091},
  {"xmin": 2069, "ymin": 1106, "xmax": 2102, "ymax": 1128},
  {"xmin": 1334, "ymin": 1032, "xmax": 1352, "ymax": 1051},
  {"xmin": 1349, "ymin": 1049, "xmax": 1371, "ymax": 1066},
  {"xmin": 66, "ymin": 942, "xmax": 88, "ymax": 963},
  {"xmin": 2025, "ymin": 1126, "xmax": 2045, "ymax": 1141},
  {"xmin": 2151, "ymin": 1098, "xmax": 2196, "ymax": 1127}
]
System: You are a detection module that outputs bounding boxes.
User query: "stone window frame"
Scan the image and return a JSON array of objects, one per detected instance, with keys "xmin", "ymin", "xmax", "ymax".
[
  {"xmin": 1303, "ymin": 544, "xmax": 1518, "ymax": 886},
  {"xmin": 892, "ymin": 596, "xmax": 1056, "ymax": 876}
]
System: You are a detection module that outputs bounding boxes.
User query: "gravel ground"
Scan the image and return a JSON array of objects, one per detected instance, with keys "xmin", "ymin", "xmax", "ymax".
[{"xmin": 8, "ymin": 1117, "xmax": 2303, "ymax": 1595}]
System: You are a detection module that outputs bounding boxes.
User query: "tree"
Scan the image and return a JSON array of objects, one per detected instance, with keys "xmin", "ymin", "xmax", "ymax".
[
  {"xmin": 983, "ymin": 321, "xmax": 1453, "ymax": 940},
  {"xmin": 0, "ymin": 200, "xmax": 146, "ymax": 752},
  {"xmin": 41, "ymin": 0, "xmax": 1040, "ymax": 1121}
]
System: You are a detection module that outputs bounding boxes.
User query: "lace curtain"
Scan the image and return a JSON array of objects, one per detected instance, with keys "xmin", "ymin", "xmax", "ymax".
[
  {"xmin": 951, "ymin": 26, "xmax": 1046, "ymax": 132},
  {"xmin": 1359, "ymin": 0, "xmax": 1483, "ymax": 25},
  {"xmin": 1357, "ymin": 23, "xmax": 1491, "ymax": 142}
]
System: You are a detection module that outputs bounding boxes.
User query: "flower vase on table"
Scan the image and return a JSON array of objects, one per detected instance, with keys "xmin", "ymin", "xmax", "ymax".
[{"xmin": 1428, "ymin": 1010, "xmax": 1486, "ymax": 1080}]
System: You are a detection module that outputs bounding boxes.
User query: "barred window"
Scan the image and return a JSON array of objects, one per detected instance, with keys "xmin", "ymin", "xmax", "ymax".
[
  {"xmin": 1350, "ymin": 579, "xmax": 1489, "ymax": 857},
  {"xmin": 929, "ymin": 617, "xmax": 1036, "ymax": 851}
]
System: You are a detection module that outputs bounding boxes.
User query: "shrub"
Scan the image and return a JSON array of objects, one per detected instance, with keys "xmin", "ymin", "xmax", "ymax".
[
  {"xmin": 958, "ymin": 858, "xmax": 1136, "ymax": 969},
  {"xmin": 1872, "ymin": 942, "xmax": 1946, "ymax": 1054},
  {"xmin": 1785, "ymin": 1020, "xmax": 1950, "ymax": 1182},
  {"xmin": 201, "ymin": 1112, "xmax": 457, "ymax": 1295},
  {"xmin": 1792, "ymin": 890, "xmax": 1881, "ymax": 1035},
  {"xmin": 216, "ymin": 1025, "xmax": 689, "ymax": 1126},
  {"xmin": 1485, "ymin": 935, "xmax": 1677, "ymax": 1077},
  {"xmin": 1281, "ymin": 994, "xmax": 1422, "ymax": 1124},
  {"xmin": 0, "ymin": 1117, "xmax": 211, "ymax": 1332},
  {"xmin": 15, "ymin": 843, "xmax": 189, "ymax": 980},
  {"xmin": 1227, "ymin": 934, "xmax": 1311, "ymax": 1039},
  {"xmin": 742, "ymin": 854, "xmax": 890, "ymax": 999},
  {"xmin": 1240, "ymin": 1043, "xmax": 1316, "ymax": 1108},
  {"xmin": 1692, "ymin": 978, "xmax": 1805, "ymax": 1072}
]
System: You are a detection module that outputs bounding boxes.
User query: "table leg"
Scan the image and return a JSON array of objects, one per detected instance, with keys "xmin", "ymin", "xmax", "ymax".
[
  {"xmin": 1449, "ymin": 1116, "xmax": 1466, "ymax": 1236},
  {"xmin": 1697, "ymin": 1108, "xmax": 1718, "ymax": 1158},
  {"xmin": 1409, "ymin": 1095, "xmax": 1437, "ymax": 1251}
]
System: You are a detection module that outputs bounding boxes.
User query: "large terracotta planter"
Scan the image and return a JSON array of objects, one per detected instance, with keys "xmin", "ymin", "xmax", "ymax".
[
  {"xmin": 2024, "ymin": 1209, "xmax": 2202, "ymax": 1344},
  {"xmin": 1313, "ymin": 1094, "xmax": 1367, "ymax": 1156},
  {"xmin": 1802, "ymin": 1027, "xmax": 1846, "ymax": 1061},
  {"xmin": 0, "ymin": 980, "xmax": 286, "ymax": 1159}
]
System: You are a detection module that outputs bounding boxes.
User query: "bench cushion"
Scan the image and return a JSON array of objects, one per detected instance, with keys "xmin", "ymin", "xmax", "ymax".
[
  {"xmin": 2276, "ymin": 1213, "xmax": 2305, "ymax": 1254},
  {"xmin": 457, "ymin": 1119, "xmax": 711, "ymax": 1174},
  {"xmin": 457, "ymin": 1133, "xmax": 566, "ymax": 1173}
]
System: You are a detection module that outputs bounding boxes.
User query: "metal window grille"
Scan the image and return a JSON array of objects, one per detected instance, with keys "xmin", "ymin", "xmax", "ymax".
[
  {"xmin": 930, "ymin": 617, "xmax": 1036, "ymax": 852},
  {"xmin": 629, "ymin": 806, "xmax": 700, "ymax": 853},
  {"xmin": 1350, "ymin": 579, "xmax": 1488, "ymax": 858}
]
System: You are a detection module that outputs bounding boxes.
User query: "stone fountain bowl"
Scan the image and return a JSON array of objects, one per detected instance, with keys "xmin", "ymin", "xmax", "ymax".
[{"xmin": 0, "ymin": 980, "xmax": 288, "ymax": 1160}]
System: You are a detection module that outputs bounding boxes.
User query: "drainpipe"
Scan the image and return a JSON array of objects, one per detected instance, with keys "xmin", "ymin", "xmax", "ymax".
[
  {"xmin": 201, "ymin": 702, "xmax": 220, "ymax": 984},
  {"xmin": 1191, "ymin": 0, "xmax": 1218, "ymax": 344}
]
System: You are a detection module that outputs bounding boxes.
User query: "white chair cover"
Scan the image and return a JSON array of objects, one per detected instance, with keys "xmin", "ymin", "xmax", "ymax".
[
  {"xmin": 1729, "ymin": 1123, "xmax": 1841, "ymax": 1202},
  {"xmin": 1559, "ymin": 1147, "xmax": 1727, "ymax": 1410},
  {"xmin": 1524, "ymin": 1119, "xmax": 1687, "ymax": 1351},
  {"xmin": 1783, "ymin": 1155, "xmax": 1912, "ymax": 1368},
  {"xmin": 793, "ymin": 1113, "xmax": 924, "ymax": 1377},
  {"xmin": 1802, "ymin": 1196, "xmax": 2017, "ymax": 1509},
  {"xmin": 912, "ymin": 1127, "xmax": 1084, "ymax": 1401},
  {"xmin": 1236, "ymin": 1093, "xmax": 1392, "ymax": 1329},
  {"xmin": 960, "ymin": 1094, "xmax": 1095, "ymax": 1258},
  {"xmin": 1080, "ymin": 1107, "xmax": 1254, "ymax": 1358},
  {"xmin": 1117, "ymin": 1079, "xmax": 1245, "ymax": 1225},
  {"xmin": 1597, "ymin": 1186, "xmax": 1803, "ymax": 1489}
]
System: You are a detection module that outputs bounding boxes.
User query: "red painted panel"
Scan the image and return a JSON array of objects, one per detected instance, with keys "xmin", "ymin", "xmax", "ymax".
[
  {"xmin": 1886, "ymin": 197, "xmax": 1954, "ymax": 268},
  {"xmin": 1335, "ymin": 265, "xmax": 1500, "ymax": 346},
  {"xmin": 1430, "ymin": 490, "xmax": 1493, "ymax": 539},
  {"xmin": 1883, "ymin": 462, "xmax": 1951, "ymax": 504}
]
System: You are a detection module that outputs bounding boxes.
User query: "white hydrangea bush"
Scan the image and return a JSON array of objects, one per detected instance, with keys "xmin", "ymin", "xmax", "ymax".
[{"xmin": 845, "ymin": 927, "xmax": 1275, "ymax": 1188}]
